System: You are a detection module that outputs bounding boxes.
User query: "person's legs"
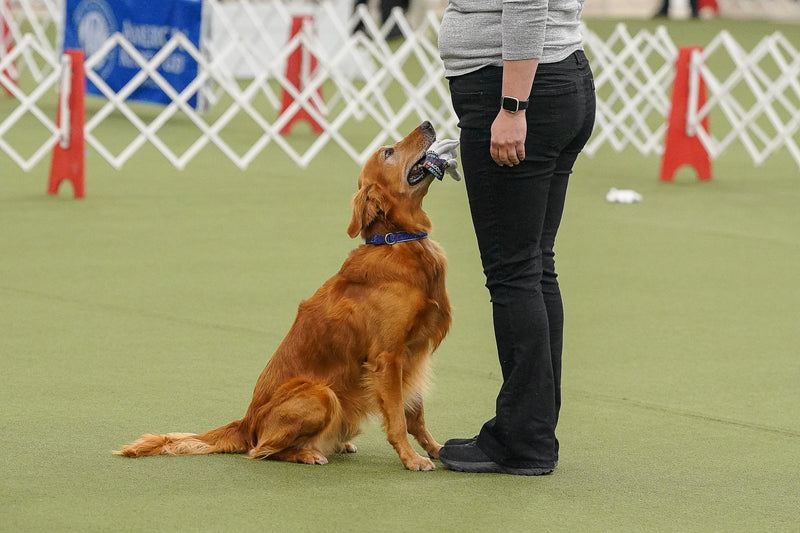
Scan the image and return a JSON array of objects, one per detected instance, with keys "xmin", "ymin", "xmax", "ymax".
[
  {"xmin": 465, "ymin": 144, "xmax": 560, "ymax": 469},
  {"xmin": 655, "ymin": 0, "xmax": 699, "ymax": 18},
  {"xmin": 443, "ymin": 52, "xmax": 595, "ymax": 473}
]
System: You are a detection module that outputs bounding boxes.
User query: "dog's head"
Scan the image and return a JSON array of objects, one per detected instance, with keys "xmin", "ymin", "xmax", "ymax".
[{"xmin": 347, "ymin": 121, "xmax": 438, "ymax": 239}]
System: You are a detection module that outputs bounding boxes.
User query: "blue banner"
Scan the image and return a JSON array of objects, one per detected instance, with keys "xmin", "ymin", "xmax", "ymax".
[{"xmin": 63, "ymin": 0, "xmax": 205, "ymax": 109}]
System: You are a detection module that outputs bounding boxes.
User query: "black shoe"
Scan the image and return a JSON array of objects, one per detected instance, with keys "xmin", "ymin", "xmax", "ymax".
[
  {"xmin": 439, "ymin": 442, "xmax": 554, "ymax": 476},
  {"xmin": 444, "ymin": 435, "xmax": 477, "ymax": 446},
  {"xmin": 653, "ymin": 10, "xmax": 669, "ymax": 18}
]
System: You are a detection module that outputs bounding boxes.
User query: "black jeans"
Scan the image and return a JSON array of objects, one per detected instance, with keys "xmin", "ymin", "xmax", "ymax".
[{"xmin": 448, "ymin": 51, "xmax": 595, "ymax": 469}]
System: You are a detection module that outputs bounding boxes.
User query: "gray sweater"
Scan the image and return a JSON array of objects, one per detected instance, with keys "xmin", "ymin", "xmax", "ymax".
[{"xmin": 438, "ymin": 0, "xmax": 586, "ymax": 77}]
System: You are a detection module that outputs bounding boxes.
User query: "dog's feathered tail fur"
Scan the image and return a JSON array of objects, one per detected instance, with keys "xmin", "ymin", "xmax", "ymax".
[{"xmin": 113, "ymin": 421, "xmax": 247, "ymax": 457}]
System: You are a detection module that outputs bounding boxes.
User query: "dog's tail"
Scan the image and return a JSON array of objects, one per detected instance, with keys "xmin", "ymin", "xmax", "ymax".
[{"xmin": 113, "ymin": 420, "xmax": 249, "ymax": 458}]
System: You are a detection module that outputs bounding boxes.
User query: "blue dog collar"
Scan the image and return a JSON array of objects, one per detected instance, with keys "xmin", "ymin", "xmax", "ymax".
[{"xmin": 365, "ymin": 232, "xmax": 428, "ymax": 245}]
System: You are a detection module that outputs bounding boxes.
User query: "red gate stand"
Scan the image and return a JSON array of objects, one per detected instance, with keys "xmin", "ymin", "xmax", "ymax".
[
  {"xmin": 660, "ymin": 46, "xmax": 711, "ymax": 182},
  {"xmin": 279, "ymin": 15, "xmax": 324, "ymax": 135},
  {"xmin": 48, "ymin": 50, "xmax": 86, "ymax": 199},
  {"xmin": 1, "ymin": 0, "xmax": 16, "ymax": 97}
]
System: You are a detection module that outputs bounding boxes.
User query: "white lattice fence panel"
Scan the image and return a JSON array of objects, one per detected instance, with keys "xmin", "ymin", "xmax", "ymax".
[
  {"xmin": 0, "ymin": 33, "xmax": 62, "ymax": 171},
  {"xmin": 583, "ymin": 24, "xmax": 677, "ymax": 157},
  {"xmin": 692, "ymin": 31, "xmax": 800, "ymax": 167},
  {"xmin": 83, "ymin": 32, "xmax": 214, "ymax": 170}
]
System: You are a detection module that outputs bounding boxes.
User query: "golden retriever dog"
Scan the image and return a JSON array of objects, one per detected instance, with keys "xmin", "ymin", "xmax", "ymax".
[{"xmin": 115, "ymin": 121, "xmax": 451, "ymax": 471}]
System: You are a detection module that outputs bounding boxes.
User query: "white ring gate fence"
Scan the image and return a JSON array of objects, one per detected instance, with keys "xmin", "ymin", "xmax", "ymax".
[{"xmin": 1, "ymin": 0, "xmax": 799, "ymax": 196}]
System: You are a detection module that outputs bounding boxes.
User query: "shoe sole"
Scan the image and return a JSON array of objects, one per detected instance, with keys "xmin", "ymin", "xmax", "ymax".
[{"xmin": 440, "ymin": 457, "xmax": 554, "ymax": 476}]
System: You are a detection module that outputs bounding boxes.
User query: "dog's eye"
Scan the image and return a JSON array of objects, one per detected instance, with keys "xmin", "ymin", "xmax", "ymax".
[{"xmin": 383, "ymin": 148, "xmax": 395, "ymax": 159}]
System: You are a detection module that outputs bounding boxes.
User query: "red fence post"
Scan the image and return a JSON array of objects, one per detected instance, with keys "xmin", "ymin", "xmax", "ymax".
[
  {"xmin": 660, "ymin": 46, "xmax": 711, "ymax": 182},
  {"xmin": 48, "ymin": 50, "xmax": 86, "ymax": 199},
  {"xmin": 279, "ymin": 15, "xmax": 324, "ymax": 135}
]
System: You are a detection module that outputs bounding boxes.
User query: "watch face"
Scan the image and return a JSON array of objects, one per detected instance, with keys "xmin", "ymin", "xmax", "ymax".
[
  {"xmin": 502, "ymin": 96, "xmax": 520, "ymax": 112},
  {"xmin": 501, "ymin": 96, "xmax": 529, "ymax": 113}
]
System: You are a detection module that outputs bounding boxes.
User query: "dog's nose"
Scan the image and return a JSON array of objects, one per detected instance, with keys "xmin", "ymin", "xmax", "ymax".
[{"xmin": 420, "ymin": 121, "xmax": 436, "ymax": 141}]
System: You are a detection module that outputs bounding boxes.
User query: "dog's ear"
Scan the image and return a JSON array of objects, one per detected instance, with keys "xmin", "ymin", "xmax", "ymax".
[{"xmin": 347, "ymin": 185, "xmax": 386, "ymax": 238}]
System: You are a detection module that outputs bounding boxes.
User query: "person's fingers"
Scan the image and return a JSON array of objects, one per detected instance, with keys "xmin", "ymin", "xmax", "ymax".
[{"xmin": 492, "ymin": 146, "xmax": 524, "ymax": 166}]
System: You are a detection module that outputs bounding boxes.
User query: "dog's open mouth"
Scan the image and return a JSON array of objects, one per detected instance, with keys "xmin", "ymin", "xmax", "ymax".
[
  {"xmin": 405, "ymin": 121, "xmax": 437, "ymax": 186},
  {"xmin": 406, "ymin": 154, "xmax": 429, "ymax": 186}
]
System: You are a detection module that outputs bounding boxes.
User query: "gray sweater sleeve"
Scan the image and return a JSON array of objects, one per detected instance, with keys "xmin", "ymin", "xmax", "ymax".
[
  {"xmin": 502, "ymin": 0, "xmax": 548, "ymax": 61},
  {"xmin": 438, "ymin": 0, "xmax": 585, "ymax": 77}
]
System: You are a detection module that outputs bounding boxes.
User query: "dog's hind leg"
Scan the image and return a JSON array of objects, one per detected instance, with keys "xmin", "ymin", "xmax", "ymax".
[{"xmin": 247, "ymin": 378, "xmax": 341, "ymax": 465}]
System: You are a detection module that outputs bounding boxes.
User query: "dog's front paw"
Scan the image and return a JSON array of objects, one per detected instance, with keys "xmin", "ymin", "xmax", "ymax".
[
  {"xmin": 403, "ymin": 454, "xmax": 436, "ymax": 471},
  {"xmin": 427, "ymin": 443, "xmax": 442, "ymax": 460}
]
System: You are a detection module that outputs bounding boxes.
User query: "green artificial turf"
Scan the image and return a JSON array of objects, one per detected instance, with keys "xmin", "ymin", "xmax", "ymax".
[{"xmin": 2, "ymin": 17, "xmax": 799, "ymax": 533}]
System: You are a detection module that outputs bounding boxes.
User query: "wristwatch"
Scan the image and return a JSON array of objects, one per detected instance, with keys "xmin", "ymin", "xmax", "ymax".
[{"xmin": 501, "ymin": 95, "xmax": 529, "ymax": 113}]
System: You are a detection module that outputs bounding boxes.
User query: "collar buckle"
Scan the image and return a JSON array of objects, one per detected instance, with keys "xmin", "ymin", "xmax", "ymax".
[{"xmin": 365, "ymin": 231, "xmax": 428, "ymax": 246}]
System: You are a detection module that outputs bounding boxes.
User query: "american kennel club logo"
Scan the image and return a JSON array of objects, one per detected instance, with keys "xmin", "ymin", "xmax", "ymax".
[{"xmin": 73, "ymin": 0, "xmax": 118, "ymax": 78}]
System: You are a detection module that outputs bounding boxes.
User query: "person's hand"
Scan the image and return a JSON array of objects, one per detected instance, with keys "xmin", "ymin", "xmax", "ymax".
[
  {"xmin": 490, "ymin": 111, "xmax": 527, "ymax": 166},
  {"xmin": 424, "ymin": 138, "xmax": 462, "ymax": 181}
]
